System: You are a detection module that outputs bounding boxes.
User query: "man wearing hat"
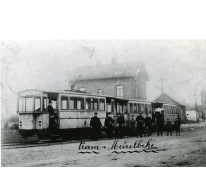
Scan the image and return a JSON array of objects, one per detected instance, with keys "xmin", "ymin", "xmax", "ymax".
[
  {"xmin": 136, "ymin": 112, "xmax": 144, "ymax": 137},
  {"xmin": 48, "ymin": 101, "xmax": 55, "ymax": 130},
  {"xmin": 174, "ymin": 117, "xmax": 181, "ymax": 136},
  {"xmin": 166, "ymin": 118, "xmax": 172, "ymax": 135},
  {"xmin": 90, "ymin": 112, "xmax": 102, "ymax": 140},
  {"xmin": 116, "ymin": 113, "xmax": 125, "ymax": 138},
  {"xmin": 104, "ymin": 112, "xmax": 114, "ymax": 139}
]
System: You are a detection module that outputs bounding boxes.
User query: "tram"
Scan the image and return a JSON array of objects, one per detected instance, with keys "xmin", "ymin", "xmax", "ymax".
[{"xmin": 17, "ymin": 89, "xmax": 179, "ymax": 140}]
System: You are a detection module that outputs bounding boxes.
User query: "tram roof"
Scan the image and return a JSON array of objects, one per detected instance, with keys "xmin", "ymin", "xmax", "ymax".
[{"xmin": 18, "ymin": 89, "xmax": 152, "ymax": 103}]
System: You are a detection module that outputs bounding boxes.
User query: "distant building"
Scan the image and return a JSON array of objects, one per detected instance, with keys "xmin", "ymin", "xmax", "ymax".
[
  {"xmin": 68, "ymin": 61, "xmax": 150, "ymax": 100},
  {"xmin": 186, "ymin": 105, "xmax": 200, "ymax": 121},
  {"xmin": 154, "ymin": 92, "xmax": 187, "ymax": 122}
]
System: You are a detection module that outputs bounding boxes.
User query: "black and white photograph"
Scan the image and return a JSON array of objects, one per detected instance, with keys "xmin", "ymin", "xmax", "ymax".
[
  {"xmin": 0, "ymin": 1, "xmax": 206, "ymax": 175},
  {"xmin": 1, "ymin": 39, "xmax": 206, "ymax": 167}
]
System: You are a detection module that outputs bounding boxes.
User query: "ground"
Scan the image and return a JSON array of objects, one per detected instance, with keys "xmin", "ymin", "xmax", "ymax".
[{"xmin": 1, "ymin": 122, "xmax": 206, "ymax": 167}]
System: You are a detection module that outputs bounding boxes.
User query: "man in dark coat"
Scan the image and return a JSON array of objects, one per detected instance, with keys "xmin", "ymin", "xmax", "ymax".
[
  {"xmin": 104, "ymin": 112, "xmax": 114, "ymax": 139},
  {"xmin": 166, "ymin": 118, "xmax": 172, "ymax": 135},
  {"xmin": 156, "ymin": 113, "xmax": 163, "ymax": 136},
  {"xmin": 136, "ymin": 112, "xmax": 144, "ymax": 137},
  {"xmin": 116, "ymin": 113, "xmax": 125, "ymax": 138},
  {"xmin": 174, "ymin": 117, "xmax": 181, "ymax": 136},
  {"xmin": 144, "ymin": 112, "xmax": 152, "ymax": 136},
  {"xmin": 48, "ymin": 101, "xmax": 55, "ymax": 130},
  {"xmin": 90, "ymin": 112, "xmax": 102, "ymax": 140}
]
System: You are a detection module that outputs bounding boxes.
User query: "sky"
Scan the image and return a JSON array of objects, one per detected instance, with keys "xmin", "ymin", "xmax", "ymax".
[{"xmin": 1, "ymin": 40, "xmax": 206, "ymax": 122}]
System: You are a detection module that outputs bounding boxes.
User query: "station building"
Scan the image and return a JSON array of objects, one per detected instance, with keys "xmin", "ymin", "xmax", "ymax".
[{"xmin": 68, "ymin": 60, "xmax": 150, "ymax": 100}]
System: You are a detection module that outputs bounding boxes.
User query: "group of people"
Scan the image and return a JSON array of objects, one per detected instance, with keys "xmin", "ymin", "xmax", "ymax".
[
  {"xmin": 90, "ymin": 112, "xmax": 125, "ymax": 140},
  {"xmin": 90, "ymin": 111, "xmax": 182, "ymax": 141}
]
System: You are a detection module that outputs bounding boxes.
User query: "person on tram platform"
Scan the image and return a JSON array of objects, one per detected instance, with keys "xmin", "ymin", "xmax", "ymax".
[{"xmin": 48, "ymin": 101, "xmax": 55, "ymax": 130}]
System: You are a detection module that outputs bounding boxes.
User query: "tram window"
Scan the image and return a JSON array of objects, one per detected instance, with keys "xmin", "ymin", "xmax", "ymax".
[
  {"xmin": 19, "ymin": 98, "xmax": 25, "ymax": 112},
  {"xmin": 138, "ymin": 103, "xmax": 141, "ymax": 113},
  {"xmin": 61, "ymin": 96, "xmax": 69, "ymax": 110},
  {"xmin": 99, "ymin": 99, "xmax": 105, "ymax": 111},
  {"xmin": 117, "ymin": 103, "xmax": 120, "ymax": 113},
  {"xmin": 145, "ymin": 104, "xmax": 148, "ymax": 114},
  {"xmin": 26, "ymin": 98, "xmax": 33, "ymax": 111},
  {"xmin": 50, "ymin": 98, "xmax": 58, "ymax": 109},
  {"xmin": 134, "ymin": 103, "xmax": 137, "ymax": 113},
  {"xmin": 130, "ymin": 103, "xmax": 133, "ymax": 113},
  {"xmin": 34, "ymin": 98, "xmax": 41, "ymax": 111},
  {"xmin": 119, "ymin": 104, "xmax": 123, "ymax": 113},
  {"xmin": 140, "ymin": 104, "xmax": 144, "ymax": 113},
  {"xmin": 167, "ymin": 106, "xmax": 169, "ymax": 114},
  {"xmin": 107, "ymin": 104, "xmax": 111, "ymax": 112},
  {"xmin": 86, "ymin": 98, "xmax": 98, "ymax": 110},
  {"xmin": 148, "ymin": 104, "xmax": 151, "ymax": 113},
  {"xmin": 43, "ymin": 97, "xmax": 47, "ymax": 111},
  {"xmin": 169, "ymin": 106, "xmax": 172, "ymax": 114},
  {"xmin": 123, "ymin": 104, "xmax": 127, "ymax": 113},
  {"xmin": 111, "ymin": 101, "xmax": 114, "ymax": 112},
  {"xmin": 70, "ymin": 97, "xmax": 84, "ymax": 110}
]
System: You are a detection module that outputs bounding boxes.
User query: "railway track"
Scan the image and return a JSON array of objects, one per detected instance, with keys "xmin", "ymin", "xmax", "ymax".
[{"xmin": 1, "ymin": 136, "xmax": 118, "ymax": 150}]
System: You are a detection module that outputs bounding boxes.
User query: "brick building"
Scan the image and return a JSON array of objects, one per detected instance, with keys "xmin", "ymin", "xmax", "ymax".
[{"xmin": 68, "ymin": 61, "xmax": 150, "ymax": 100}]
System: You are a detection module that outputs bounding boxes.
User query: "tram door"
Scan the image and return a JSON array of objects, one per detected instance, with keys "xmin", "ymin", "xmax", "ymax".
[{"xmin": 48, "ymin": 94, "xmax": 59, "ymax": 131}]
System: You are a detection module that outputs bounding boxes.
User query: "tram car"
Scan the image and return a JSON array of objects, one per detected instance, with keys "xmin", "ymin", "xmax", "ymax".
[
  {"xmin": 17, "ymin": 89, "xmax": 179, "ymax": 140},
  {"xmin": 17, "ymin": 89, "xmax": 107, "ymax": 140}
]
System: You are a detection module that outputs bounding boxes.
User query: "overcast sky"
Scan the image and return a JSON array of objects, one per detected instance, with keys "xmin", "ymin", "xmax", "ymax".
[{"xmin": 1, "ymin": 40, "xmax": 206, "ymax": 119}]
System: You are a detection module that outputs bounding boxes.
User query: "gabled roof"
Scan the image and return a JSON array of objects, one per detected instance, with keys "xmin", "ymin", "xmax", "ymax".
[
  {"xmin": 68, "ymin": 61, "xmax": 149, "ymax": 82},
  {"xmin": 153, "ymin": 92, "xmax": 188, "ymax": 107}
]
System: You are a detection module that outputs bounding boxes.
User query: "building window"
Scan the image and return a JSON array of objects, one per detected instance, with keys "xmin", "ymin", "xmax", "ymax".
[
  {"xmin": 117, "ymin": 85, "xmax": 123, "ymax": 97},
  {"xmin": 79, "ymin": 87, "xmax": 86, "ymax": 92},
  {"xmin": 98, "ymin": 89, "xmax": 103, "ymax": 95}
]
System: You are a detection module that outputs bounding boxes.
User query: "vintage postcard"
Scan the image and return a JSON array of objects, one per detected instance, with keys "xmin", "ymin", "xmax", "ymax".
[{"xmin": 1, "ymin": 40, "xmax": 206, "ymax": 167}]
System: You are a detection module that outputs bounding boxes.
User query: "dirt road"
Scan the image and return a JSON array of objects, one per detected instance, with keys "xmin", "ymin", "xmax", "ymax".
[{"xmin": 1, "ymin": 123, "xmax": 206, "ymax": 167}]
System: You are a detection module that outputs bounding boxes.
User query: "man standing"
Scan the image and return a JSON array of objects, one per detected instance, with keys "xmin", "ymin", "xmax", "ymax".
[
  {"xmin": 144, "ymin": 112, "xmax": 152, "ymax": 136},
  {"xmin": 156, "ymin": 113, "xmax": 163, "ymax": 136},
  {"xmin": 116, "ymin": 113, "xmax": 125, "ymax": 138},
  {"xmin": 174, "ymin": 117, "xmax": 181, "ymax": 136},
  {"xmin": 48, "ymin": 101, "xmax": 55, "ymax": 130},
  {"xmin": 136, "ymin": 112, "xmax": 144, "ymax": 137},
  {"xmin": 104, "ymin": 112, "xmax": 114, "ymax": 139},
  {"xmin": 166, "ymin": 118, "xmax": 172, "ymax": 135},
  {"xmin": 90, "ymin": 112, "xmax": 102, "ymax": 141}
]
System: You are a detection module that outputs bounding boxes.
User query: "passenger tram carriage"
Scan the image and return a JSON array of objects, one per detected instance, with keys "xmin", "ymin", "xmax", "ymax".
[{"xmin": 17, "ymin": 89, "xmax": 179, "ymax": 140}]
